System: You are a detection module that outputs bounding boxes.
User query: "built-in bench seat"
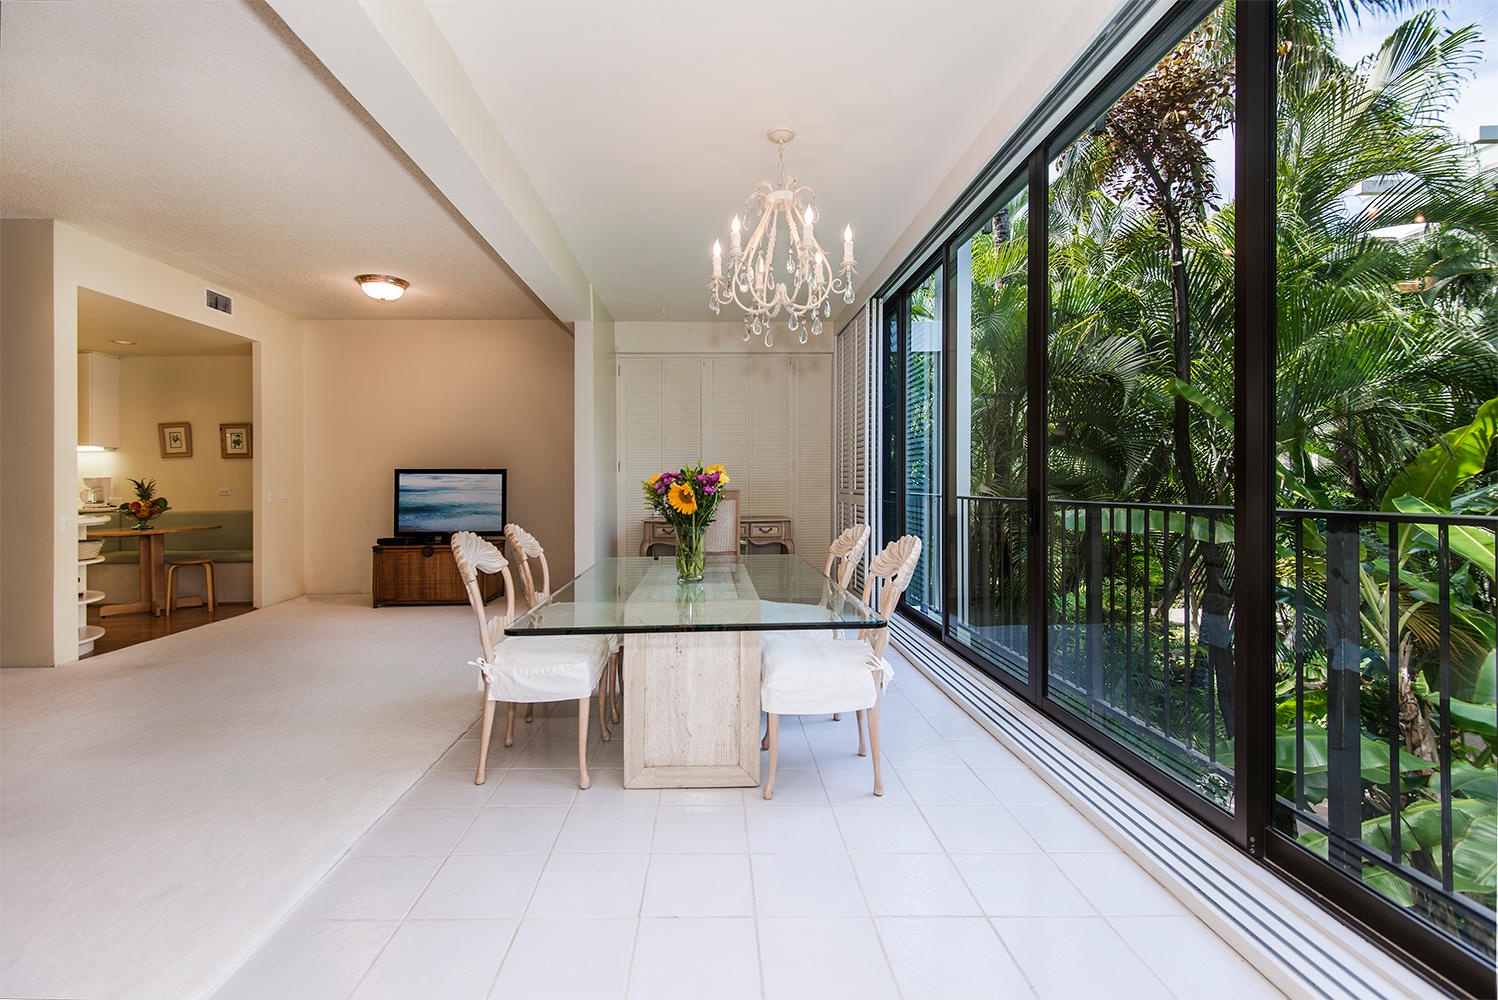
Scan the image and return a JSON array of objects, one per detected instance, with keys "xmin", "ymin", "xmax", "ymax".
[{"xmin": 98, "ymin": 509, "xmax": 252, "ymax": 564}]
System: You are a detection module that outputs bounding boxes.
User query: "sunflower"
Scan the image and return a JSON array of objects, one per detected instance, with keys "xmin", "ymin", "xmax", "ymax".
[{"xmin": 668, "ymin": 482, "xmax": 698, "ymax": 514}]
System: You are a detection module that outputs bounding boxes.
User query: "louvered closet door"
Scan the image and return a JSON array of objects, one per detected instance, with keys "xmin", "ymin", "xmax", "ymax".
[
  {"xmin": 792, "ymin": 355, "xmax": 833, "ymax": 561},
  {"xmin": 709, "ymin": 358, "xmax": 753, "ymax": 512},
  {"xmin": 618, "ymin": 357, "xmax": 704, "ymax": 557},
  {"xmin": 748, "ymin": 357, "xmax": 791, "ymax": 523}
]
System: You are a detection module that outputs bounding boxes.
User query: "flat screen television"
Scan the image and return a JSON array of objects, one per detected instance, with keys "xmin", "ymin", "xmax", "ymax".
[{"xmin": 393, "ymin": 468, "xmax": 507, "ymax": 540}]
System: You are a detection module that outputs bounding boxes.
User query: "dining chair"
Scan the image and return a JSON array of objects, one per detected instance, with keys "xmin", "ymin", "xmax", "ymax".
[
  {"xmin": 759, "ymin": 534, "xmax": 922, "ymax": 799},
  {"xmin": 504, "ymin": 523, "xmax": 550, "ymax": 725},
  {"xmin": 757, "ymin": 521, "xmax": 871, "ymax": 640},
  {"xmin": 506, "ymin": 522, "xmax": 624, "ymax": 727},
  {"xmin": 704, "ymin": 487, "xmax": 741, "ymax": 558},
  {"xmin": 451, "ymin": 531, "xmax": 612, "ymax": 788}
]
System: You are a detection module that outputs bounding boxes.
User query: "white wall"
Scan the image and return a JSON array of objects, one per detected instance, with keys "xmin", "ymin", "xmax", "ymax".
[
  {"xmin": 301, "ymin": 318, "xmax": 575, "ymax": 595},
  {"xmin": 616, "ymin": 320, "xmax": 833, "ymax": 356},
  {"xmin": 575, "ymin": 288, "xmax": 617, "ymax": 564}
]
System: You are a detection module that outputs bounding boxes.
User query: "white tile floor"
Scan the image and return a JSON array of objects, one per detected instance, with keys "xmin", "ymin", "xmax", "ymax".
[{"xmin": 215, "ymin": 656, "xmax": 1285, "ymax": 1000}]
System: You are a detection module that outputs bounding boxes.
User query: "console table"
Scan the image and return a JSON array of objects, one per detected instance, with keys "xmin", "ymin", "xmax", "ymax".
[{"xmin": 640, "ymin": 515, "xmax": 793, "ymax": 555}]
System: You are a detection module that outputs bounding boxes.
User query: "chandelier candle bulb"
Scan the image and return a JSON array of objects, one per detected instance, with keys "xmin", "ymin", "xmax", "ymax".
[
  {"xmin": 843, "ymin": 226, "xmax": 853, "ymax": 265},
  {"xmin": 712, "ymin": 241, "xmax": 722, "ymax": 278},
  {"xmin": 730, "ymin": 216, "xmax": 741, "ymax": 252}
]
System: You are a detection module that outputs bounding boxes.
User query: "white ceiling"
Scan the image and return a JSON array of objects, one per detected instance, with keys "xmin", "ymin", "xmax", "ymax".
[{"xmin": 2, "ymin": 0, "xmax": 1120, "ymax": 329}]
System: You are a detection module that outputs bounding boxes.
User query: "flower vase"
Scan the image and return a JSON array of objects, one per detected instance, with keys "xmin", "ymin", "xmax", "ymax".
[{"xmin": 675, "ymin": 525, "xmax": 706, "ymax": 583}]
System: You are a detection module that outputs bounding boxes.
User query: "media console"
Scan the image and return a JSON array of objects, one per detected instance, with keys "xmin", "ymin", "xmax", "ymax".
[{"xmin": 371, "ymin": 537, "xmax": 503, "ymax": 608}]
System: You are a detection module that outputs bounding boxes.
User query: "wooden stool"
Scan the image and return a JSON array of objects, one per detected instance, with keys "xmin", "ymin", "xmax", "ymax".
[{"xmin": 166, "ymin": 558, "xmax": 216, "ymax": 617}]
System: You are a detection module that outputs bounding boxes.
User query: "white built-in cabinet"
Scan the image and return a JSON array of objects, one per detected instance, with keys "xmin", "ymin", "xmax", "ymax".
[{"xmin": 617, "ymin": 354, "xmax": 833, "ymax": 563}]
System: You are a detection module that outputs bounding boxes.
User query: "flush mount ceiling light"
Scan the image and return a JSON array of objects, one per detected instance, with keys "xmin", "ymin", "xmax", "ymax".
[
  {"xmin": 709, "ymin": 128, "xmax": 855, "ymax": 347},
  {"xmin": 110, "ymin": 339, "xmax": 135, "ymax": 346},
  {"xmin": 355, "ymin": 274, "xmax": 409, "ymax": 301}
]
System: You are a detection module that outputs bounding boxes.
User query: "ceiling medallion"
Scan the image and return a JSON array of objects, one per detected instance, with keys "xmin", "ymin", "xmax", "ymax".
[{"xmin": 709, "ymin": 129, "xmax": 855, "ymax": 347}]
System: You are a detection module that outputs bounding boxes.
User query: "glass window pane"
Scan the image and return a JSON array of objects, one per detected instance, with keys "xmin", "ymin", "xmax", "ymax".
[
  {"xmin": 1272, "ymin": 3, "xmax": 1497, "ymax": 960},
  {"xmin": 950, "ymin": 185, "xmax": 1029, "ymax": 681},
  {"xmin": 1045, "ymin": 7, "xmax": 1237, "ymax": 811}
]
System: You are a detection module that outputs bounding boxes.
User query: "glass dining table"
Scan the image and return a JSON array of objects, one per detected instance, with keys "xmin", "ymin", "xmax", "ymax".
[{"xmin": 506, "ymin": 555, "xmax": 885, "ymax": 788}]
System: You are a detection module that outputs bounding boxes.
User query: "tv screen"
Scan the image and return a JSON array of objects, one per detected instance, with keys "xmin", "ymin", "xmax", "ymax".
[{"xmin": 394, "ymin": 468, "xmax": 507, "ymax": 538}]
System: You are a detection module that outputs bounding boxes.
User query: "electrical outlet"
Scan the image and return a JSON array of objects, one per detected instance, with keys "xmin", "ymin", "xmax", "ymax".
[
  {"xmin": 279, "ymin": 491, "xmax": 289, "ymax": 502},
  {"xmin": 218, "ymin": 488, "xmax": 230, "ymax": 497}
]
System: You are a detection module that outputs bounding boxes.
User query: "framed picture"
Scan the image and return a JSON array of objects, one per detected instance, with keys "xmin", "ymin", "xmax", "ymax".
[
  {"xmin": 158, "ymin": 422, "xmax": 192, "ymax": 458},
  {"xmin": 220, "ymin": 422, "xmax": 253, "ymax": 459}
]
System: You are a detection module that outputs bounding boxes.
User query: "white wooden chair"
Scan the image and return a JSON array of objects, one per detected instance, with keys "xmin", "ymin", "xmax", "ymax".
[
  {"xmin": 451, "ymin": 531, "xmax": 612, "ymax": 789},
  {"xmin": 704, "ymin": 488, "xmax": 741, "ymax": 558},
  {"xmin": 759, "ymin": 535, "xmax": 922, "ymax": 799},
  {"xmin": 504, "ymin": 523, "xmax": 550, "ymax": 725},
  {"xmin": 507, "ymin": 522, "xmax": 624, "ymax": 726},
  {"xmin": 757, "ymin": 522, "xmax": 872, "ymax": 641}
]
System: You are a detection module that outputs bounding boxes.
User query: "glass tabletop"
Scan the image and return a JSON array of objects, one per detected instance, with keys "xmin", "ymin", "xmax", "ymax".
[{"xmin": 504, "ymin": 555, "xmax": 885, "ymax": 636}]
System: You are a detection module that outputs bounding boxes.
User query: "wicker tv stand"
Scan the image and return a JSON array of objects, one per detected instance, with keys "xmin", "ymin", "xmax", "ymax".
[{"xmin": 372, "ymin": 538, "xmax": 503, "ymax": 607}]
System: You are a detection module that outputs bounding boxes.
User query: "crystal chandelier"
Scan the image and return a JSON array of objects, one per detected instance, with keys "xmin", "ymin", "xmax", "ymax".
[{"xmin": 708, "ymin": 129, "xmax": 856, "ymax": 347}]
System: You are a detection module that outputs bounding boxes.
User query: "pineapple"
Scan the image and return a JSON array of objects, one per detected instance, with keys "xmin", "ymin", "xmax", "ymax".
[{"xmin": 120, "ymin": 477, "xmax": 170, "ymax": 522}]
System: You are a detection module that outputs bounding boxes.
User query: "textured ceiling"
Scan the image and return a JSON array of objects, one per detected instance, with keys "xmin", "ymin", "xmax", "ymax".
[
  {"xmin": 425, "ymin": 0, "xmax": 1118, "ymax": 321},
  {"xmin": 0, "ymin": 0, "xmax": 550, "ymax": 323}
]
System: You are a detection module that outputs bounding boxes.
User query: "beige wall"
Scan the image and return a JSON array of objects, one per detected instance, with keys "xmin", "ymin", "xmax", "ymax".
[
  {"xmin": 1, "ymin": 221, "xmax": 60, "ymax": 666},
  {"xmin": 77, "ymin": 356, "xmax": 254, "ymax": 510},
  {"xmin": 302, "ymin": 318, "xmax": 575, "ymax": 595},
  {"xmin": 0, "ymin": 221, "xmax": 305, "ymax": 665}
]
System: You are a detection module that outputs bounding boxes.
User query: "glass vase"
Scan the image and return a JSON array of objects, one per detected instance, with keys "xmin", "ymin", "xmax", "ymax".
[{"xmin": 675, "ymin": 525, "xmax": 706, "ymax": 583}]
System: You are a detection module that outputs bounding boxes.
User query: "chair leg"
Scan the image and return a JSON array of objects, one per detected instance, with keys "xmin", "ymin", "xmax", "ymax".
[
  {"xmin": 762, "ymin": 713, "xmax": 780, "ymax": 800},
  {"xmin": 856, "ymin": 709, "xmax": 869, "ymax": 757},
  {"xmin": 525, "ymin": 703, "xmax": 535, "ymax": 723},
  {"xmin": 598, "ymin": 678, "xmax": 611, "ymax": 742},
  {"xmin": 833, "ymin": 713, "xmax": 841, "ymax": 721},
  {"xmin": 203, "ymin": 563, "xmax": 216, "ymax": 614},
  {"xmin": 504, "ymin": 702, "xmax": 517, "ymax": 746},
  {"xmin": 577, "ymin": 697, "xmax": 591, "ymax": 790},
  {"xmin": 165, "ymin": 564, "xmax": 178, "ymax": 618},
  {"xmin": 610, "ymin": 653, "xmax": 622, "ymax": 724},
  {"xmin": 476, "ymin": 698, "xmax": 496, "ymax": 785},
  {"xmin": 760, "ymin": 714, "xmax": 769, "ymax": 752},
  {"xmin": 868, "ymin": 702, "xmax": 883, "ymax": 797}
]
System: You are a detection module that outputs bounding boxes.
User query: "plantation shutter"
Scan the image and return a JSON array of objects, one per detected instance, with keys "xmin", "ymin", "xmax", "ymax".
[{"xmin": 835, "ymin": 303, "xmax": 876, "ymax": 585}]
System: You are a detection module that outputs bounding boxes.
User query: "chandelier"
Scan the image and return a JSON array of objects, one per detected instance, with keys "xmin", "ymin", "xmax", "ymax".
[{"xmin": 708, "ymin": 129, "xmax": 855, "ymax": 347}]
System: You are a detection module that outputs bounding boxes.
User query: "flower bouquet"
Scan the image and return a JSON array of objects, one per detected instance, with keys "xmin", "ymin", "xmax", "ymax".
[
  {"xmin": 642, "ymin": 462, "xmax": 730, "ymax": 582},
  {"xmin": 118, "ymin": 476, "xmax": 170, "ymax": 529}
]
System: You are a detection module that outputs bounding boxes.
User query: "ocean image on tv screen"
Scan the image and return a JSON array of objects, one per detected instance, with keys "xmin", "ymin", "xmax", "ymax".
[{"xmin": 397, "ymin": 472, "xmax": 505, "ymax": 533}]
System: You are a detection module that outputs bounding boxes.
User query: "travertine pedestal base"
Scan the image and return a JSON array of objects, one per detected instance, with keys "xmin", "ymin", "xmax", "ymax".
[{"xmin": 622, "ymin": 630, "xmax": 762, "ymax": 788}]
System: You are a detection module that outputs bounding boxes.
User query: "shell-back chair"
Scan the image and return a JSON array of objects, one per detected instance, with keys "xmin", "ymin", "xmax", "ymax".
[
  {"xmin": 451, "ymin": 531, "xmax": 612, "ymax": 789},
  {"xmin": 759, "ymin": 534, "xmax": 922, "ymax": 799},
  {"xmin": 505, "ymin": 523, "xmax": 551, "ymax": 724}
]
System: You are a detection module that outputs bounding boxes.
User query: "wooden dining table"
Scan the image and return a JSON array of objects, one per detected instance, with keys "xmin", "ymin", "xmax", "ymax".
[{"xmin": 87, "ymin": 524, "xmax": 221, "ymax": 617}]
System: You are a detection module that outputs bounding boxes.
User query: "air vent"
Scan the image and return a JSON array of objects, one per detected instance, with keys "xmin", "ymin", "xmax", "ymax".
[{"xmin": 205, "ymin": 288, "xmax": 233, "ymax": 315}]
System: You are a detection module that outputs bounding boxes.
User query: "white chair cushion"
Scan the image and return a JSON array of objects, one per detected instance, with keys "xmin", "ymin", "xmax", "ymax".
[
  {"xmin": 477, "ymin": 634, "xmax": 610, "ymax": 703},
  {"xmin": 757, "ymin": 600, "xmax": 840, "ymax": 643},
  {"xmin": 760, "ymin": 634, "xmax": 893, "ymax": 716}
]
